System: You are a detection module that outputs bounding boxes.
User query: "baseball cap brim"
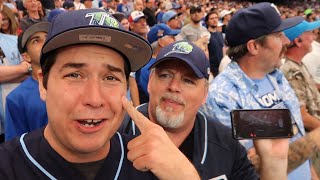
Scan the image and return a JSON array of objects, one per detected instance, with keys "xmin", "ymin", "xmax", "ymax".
[
  {"xmin": 272, "ymin": 16, "xmax": 304, "ymax": 33},
  {"xmin": 148, "ymin": 57, "xmax": 206, "ymax": 79},
  {"xmin": 284, "ymin": 20, "xmax": 320, "ymax": 41},
  {"xmin": 167, "ymin": 29, "xmax": 181, "ymax": 36},
  {"xmin": 21, "ymin": 22, "xmax": 50, "ymax": 51},
  {"xmin": 134, "ymin": 16, "xmax": 146, "ymax": 22},
  {"xmin": 41, "ymin": 26, "xmax": 152, "ymax": 72}
]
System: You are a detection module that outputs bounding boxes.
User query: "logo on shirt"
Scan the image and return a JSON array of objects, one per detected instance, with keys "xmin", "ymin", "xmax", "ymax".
[
  {"xmin": 258, "ymin": 90, "xmax": 284, "ymax": 108},
  {"xmin": 164, "ymin": 42, "xmax": 193, "ymax": 56}
]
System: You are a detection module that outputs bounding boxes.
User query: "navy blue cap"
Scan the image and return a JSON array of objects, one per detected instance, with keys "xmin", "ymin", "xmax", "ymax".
[
  {"xmin": 284, "ymin": 20, "xmax": 320, "ymax": 41},
  {"xmin": 226, "ymin": 2, "xmax": 304, "ymax": 47},
  {"xmin": 147, "ymin": 24, "xmax": 180, "ymax": 44},
  {"xmin": 48, "ymin": 9, "xmax": 65, "ymax": 22},
  {"xmin": 40, "ymin": 9, "xmax": 152, "ymax": 72},
  {"xmin": 149, "ymin": 41, "xmax": 210, "ymax": 79},
  {"xmin": 20, "ymin": 22, "xmax": 50, "ymax": 53},
  {"xmin": 63, "ymin": 1, "xmax": 74, "ymax": 9}
]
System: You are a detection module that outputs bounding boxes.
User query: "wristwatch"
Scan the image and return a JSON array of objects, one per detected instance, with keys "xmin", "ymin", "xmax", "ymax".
[{"xmin": 27, "ymin": 66, "xmax": 32, "ymax": 73}]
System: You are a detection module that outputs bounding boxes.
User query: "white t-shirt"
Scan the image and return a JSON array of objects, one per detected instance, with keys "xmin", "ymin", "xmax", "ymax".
[{"xmin": 302, "ymin": 41, "xmax": 320, "ymax": 85}]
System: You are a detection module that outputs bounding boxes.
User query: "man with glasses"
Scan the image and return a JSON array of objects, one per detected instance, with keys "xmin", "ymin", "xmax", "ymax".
[{"xmin": 162, "ymin": 10, "xmax": 181, "ymax": 30}]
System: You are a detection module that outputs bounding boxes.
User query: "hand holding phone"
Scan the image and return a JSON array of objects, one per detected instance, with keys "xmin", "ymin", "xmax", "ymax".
[{"xmin": 231, "ymin": 109, "xmax": 294, "ymax": 139}]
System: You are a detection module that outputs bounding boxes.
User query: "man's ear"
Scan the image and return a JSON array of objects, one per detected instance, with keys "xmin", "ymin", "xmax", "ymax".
[
  {"xmin": 21, "ymin": 52, "xmax": 31, "ymax": 63},
  {"xmin": 247, "ymin": 40, "xmax": 259, "ymax": 56},
  {"xmin": 158, "ymin": 38, "xmax": 165, "ymax": 47},
  {"xmin": 37, "ymin": 69, "xmax": 47, "ymax": 102},
  {"xmin": 293, "ymin": 37, "xmax": 302, "ymax": 47},
  {"xmin": 201, "ymin": 81, "xmax": 209, "ymax": 105}
]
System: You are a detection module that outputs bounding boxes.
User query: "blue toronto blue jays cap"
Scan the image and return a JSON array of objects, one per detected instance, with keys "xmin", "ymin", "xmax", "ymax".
[
  {"xmin": 162, "ymin": 10, "xmax": 177, "ymax": 23},
  {"xmin": 226, "ymin": 2, "xmax": 304, "ymax": 47},
  {"xmin": 284, "ymin": 20, "xmax": 320, "ymax": 41},
  {"xmin": 40, "ymin": 9, "xmax": 152, "ymax": 72},
  {"xmin": 149, "ymin": 41, "xmax": 210, "ymax": 79},
  {"xmin": 147, "ymin": 23, "xmax": 180, "ymax": 44}
]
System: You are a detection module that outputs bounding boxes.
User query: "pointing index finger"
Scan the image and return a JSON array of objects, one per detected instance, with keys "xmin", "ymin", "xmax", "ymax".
[{"xmin": 121, "ymin": 96, "xmax": 153, "ymax": 133}]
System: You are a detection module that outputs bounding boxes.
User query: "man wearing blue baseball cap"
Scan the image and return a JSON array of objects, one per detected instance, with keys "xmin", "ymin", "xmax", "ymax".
[
  {"xmin": 162, "ymin": 10, "xmax": 182, "ymax": 30},
  {"xmin": 136, "ymin": 23, "xmax": 180, "ymax": 103},
  {"xmin": 200, "ymin": 2, "xmax": 313, "ymax": 179},
  {"xmin": 0, "ymin": 9, "xmax": 201, "ymax": 179},
  {"xmin": 121, "ymin": 40, "xmax": 291, "ymax": 179},
  {"xmin": 281, "ymin": 20, "xmax": 320, "ymax": 175}
]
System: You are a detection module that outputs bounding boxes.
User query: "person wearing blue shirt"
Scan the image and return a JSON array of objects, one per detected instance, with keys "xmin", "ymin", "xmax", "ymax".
[
  {"xmin": 201, "ymin": 2, "xmax": 312, "ymax": 180},
  {"xmin": 136, "ymin": 23, "xmax": 180, "ymax": 103},
  {"xmin": 5, "ymin": 22, "xmax": 50, "ymax": 141}
]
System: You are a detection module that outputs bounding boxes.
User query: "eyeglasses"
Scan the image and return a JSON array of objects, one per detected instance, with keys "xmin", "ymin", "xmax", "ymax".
[{"xmin": 169, "ymin": 16, "xmax": 179, "ymax": 21}]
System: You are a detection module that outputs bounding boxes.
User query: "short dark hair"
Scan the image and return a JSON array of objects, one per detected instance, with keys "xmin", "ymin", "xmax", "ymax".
[
  {"xmin": 205, "ymin": 11, "xmax": 218, "ymax": 26},
  {"xmin": 190, "ymin": 5, "xmax": 202, "ymax": 14},
  {"xmin": 227, "ymin": 35, "xmax": 268, "ymax": 60}
]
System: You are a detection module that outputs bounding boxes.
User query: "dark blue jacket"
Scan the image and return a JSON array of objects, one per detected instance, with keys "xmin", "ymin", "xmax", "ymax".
[{"xmin": 0, "ymin": 128, "xmax": 156, "ymax": 180}]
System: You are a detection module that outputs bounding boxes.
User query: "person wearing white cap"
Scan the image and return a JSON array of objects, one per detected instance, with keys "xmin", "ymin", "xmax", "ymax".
[
  {"xmin": 219, "ymin": 9, "xmax": 232, "ymax": 34},
  {"xmin": 128, "ymin": 11, "xmax": 148, "ymax": 40}
]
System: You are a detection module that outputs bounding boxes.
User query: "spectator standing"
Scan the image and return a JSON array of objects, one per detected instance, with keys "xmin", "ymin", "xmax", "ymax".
[
  {"xmin": 19, "ymin": 0, "xmax": 46, "ymax": 32},
  {"xmin": 5, "ymin": 22, "xmax": 49, "ymax": 141},
  {"xmin": 205, "ymin": 11, "xmax": 224, "ymax": 76},
  {"xmin": 143, "ymin": 0, "xmax": 156, "ymax": 27},
  {"xmin": 177, "ymin": 5, "xmax": 209, "ymax": 43}
]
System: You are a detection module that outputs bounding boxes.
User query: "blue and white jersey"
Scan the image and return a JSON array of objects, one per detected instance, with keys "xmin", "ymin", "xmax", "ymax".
[
  {"xmin": 200, "ymin": 61, "xmax": 310, "ymax": 180},
  {"xmin": 0, "ymin": 33, "xmax": 21, "ymax": 134}
]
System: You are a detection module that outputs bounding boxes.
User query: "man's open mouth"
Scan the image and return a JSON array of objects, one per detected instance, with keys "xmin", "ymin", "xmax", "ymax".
[{"xmin": 78, "ymin": 119, "xmax": 104, "ymax": 127}]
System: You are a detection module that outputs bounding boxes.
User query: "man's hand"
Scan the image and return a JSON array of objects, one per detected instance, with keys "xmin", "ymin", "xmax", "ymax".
[
  {"xmin": 122, "ymin": 96, "xmax": 200, "ymax": 180},
  {"xmin": 253, "ymin": 138, "xmax": 289, "ymax": 180}
]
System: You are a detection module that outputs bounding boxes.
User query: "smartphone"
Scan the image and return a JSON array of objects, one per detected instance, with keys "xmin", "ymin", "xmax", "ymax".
[{"xmin": 230, "ymin": 109, "xmax": 294, "ymax": 140}]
